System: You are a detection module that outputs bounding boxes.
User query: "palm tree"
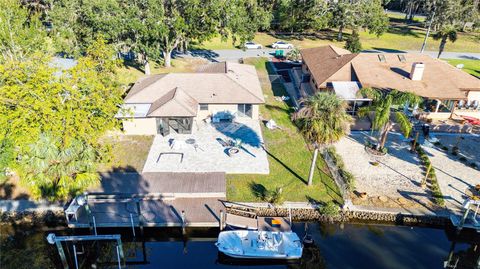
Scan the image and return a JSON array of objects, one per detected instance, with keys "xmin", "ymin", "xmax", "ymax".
[
  {"xmin": 358, "ymin": 88, "xmax": 422, "ymax": 152},
  {"xmin": 433, "ymin": 25, "xmax": 458, "ymax": 59},
  {"xmin": 18, "ymin": 133, "xmax": 99, "ymax": 200},
  {"xmin": 293, "ymin": 92, "xmax": 353, "ymax": 186}
]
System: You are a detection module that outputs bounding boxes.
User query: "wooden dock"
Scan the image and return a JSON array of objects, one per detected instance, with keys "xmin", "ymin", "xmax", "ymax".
[{"xmin": 66, "ymin": 172, "xmax": 226, "ymax": 229}]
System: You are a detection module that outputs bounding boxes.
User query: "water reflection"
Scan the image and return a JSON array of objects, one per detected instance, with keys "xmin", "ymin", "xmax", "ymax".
[{"xmin": 1, "ymin": 223, "xmax": 479, "ymax": 269}]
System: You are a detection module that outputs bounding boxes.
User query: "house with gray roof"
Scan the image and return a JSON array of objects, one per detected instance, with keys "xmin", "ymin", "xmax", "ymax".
[{"xmin": 117, "ymin": 62, "xmax": 265, "ymax": 135}]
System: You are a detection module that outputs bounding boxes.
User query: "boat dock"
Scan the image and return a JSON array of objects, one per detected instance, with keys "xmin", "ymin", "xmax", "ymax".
[{"xmin": 65, "ymin": 172, "xmax": 226, "ymax": 229}]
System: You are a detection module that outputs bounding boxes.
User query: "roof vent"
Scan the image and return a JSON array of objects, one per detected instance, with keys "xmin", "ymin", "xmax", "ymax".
[
  {"xmin": 378, "ymin": 54, "xmax": 386, "ymax": 62},
  {"xmin": 410, "ymin": 62, "xmax": 425, "ymax": 81}
]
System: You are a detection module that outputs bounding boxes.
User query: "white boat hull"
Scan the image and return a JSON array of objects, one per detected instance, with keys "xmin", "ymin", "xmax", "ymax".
[{"xmin": 216, "ymin": 230, "xmax": 303, "ymax": 260}]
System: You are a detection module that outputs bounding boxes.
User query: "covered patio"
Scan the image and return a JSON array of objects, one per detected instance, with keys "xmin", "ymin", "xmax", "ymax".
[
  {"xmin": 142, "ymin": 119, "xmax": 269, "ymax": 174},
  {"xmin": 331, "ymin": 81, "xmax": 372, "ymax": 115}
]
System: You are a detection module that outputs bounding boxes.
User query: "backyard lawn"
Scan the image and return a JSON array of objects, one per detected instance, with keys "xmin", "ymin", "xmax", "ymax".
[
  {"xmin": 194, "ymin": 14, "xmax": 480, "ymax": 53},
  {"xmin": 446, "ymin": 59, "xmax": 480, "ymax": 78},
  {"xmin": 226, "ymin": 58, "xmax": 342, "ymax": 203},
  {"xmin": 97, "ymin": 135, "xmax": 154, "ymax": 173}
]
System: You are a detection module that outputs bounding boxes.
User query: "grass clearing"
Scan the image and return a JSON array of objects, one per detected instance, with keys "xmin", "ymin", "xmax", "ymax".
[
  {"xmin": 195, "ymin": 15, "xmax": 480, "ymax": 53},
  {"xmin": 446, "ymin": 59, "xmax": 480, "ymax": 78},
  {"xmin": 226, "ymin": 58, "xmax": 341, "ymax": 203},
  {"xmin": 98, "ymin": 135, "xmax": 154, "ymax": 173}
]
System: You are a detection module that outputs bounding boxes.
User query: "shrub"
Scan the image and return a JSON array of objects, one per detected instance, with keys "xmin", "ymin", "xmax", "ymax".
[
  {"xmin": 267, "ymin": 187, "xmax": 284, "ymax": 205},
  {"xmin": 319, "ymin": 201, "xmax": 339, "ymax": 216},
  {"xmin": 342, "ymin": 171, "xmax": 355, "ymax": 191}
]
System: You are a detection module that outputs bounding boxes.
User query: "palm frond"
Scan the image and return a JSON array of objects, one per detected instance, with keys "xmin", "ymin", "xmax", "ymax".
[
  {"xmin": 359, "ymin": 87, "xmax": 382, "ymax": 101},
  {"xmin": 394, "ymin": 112, "xmax": 412, "ymax": 138}
]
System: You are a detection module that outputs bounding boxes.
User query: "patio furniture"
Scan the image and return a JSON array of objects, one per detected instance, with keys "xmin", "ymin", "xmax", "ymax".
[
  {"xmin": 185, "ymin": 138, "xmax": 196, "ymax": 145},
  {"xmin": 227, "ymin": 147, "xmax": 240, "ymax": 157}
]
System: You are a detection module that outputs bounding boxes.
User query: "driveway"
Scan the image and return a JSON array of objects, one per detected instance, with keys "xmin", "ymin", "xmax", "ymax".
[{"xmin": 142, "ymin": 119, "xmax": 269, "ymax": 174}]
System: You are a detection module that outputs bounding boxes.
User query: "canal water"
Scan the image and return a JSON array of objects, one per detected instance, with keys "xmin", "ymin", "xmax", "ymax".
[{"xmin": 1, "ymin": 222, "xmax": 479, "ymax": 269}]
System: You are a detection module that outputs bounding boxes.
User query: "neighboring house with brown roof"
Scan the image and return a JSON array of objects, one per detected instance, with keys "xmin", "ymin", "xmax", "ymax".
[
  {"xmin": 117, "ymin": 62, "xmax": 264, "ymax": 135},
  {"xmin": 299, "ymin": 45, "xmax": 480, "ymax": 119}
]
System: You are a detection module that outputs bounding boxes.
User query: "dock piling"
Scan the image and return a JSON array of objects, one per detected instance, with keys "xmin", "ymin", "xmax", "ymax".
[
  {"xmin": 181, "ymin": 210, "xmax": 186, "ymax": 235},
  {"xmin": 73, "ymin": 244, "xmax": 79, "ymax": 269},
  {"xmin": 92, "ymin": 216, "xmax": 98, "ymax": 235},
  {"xmin": 130, "ymin": 213, "xmax": 136, "ymax": 237},
  {"xmin": 219, "ymin": 210, "xmax": 224, "ymax": 230}
]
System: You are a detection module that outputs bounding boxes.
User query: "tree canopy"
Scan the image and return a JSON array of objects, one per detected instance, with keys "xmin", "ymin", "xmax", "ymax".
[{"xmin": 0, "ymin": 35, "xmax": 123, "ymax": 199}]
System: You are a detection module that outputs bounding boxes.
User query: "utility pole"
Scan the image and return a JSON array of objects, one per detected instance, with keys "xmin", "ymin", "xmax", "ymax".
[{"xmin": 420, "ymin": 10, "xmax": 435, "ymax": 53}]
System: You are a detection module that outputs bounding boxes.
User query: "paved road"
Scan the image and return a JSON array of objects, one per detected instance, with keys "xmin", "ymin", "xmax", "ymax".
[{"xmin": 180, "ymin": 48, "xmax": 480, "ymax": 62}]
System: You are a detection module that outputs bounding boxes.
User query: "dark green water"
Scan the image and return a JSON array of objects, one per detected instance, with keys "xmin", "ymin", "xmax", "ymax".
[{"xmin": 1, "ymin": 222, "xmax": 479, "ymax": 269}]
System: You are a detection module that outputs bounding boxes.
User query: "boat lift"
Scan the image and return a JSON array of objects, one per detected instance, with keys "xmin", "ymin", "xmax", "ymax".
[
  {"xmin": 46, "ymin": 233, "xmax": 125, "ymax": 269},
  {"xmin": 450, "ymin": 199, "xmax": 480, "ymax": 232}
]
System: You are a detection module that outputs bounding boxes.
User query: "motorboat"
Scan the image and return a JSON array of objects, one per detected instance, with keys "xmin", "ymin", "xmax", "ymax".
[
  {"xmin": 450, "ymin": 199, "xmax": 480, "ymax": 232},
  {"xmin": 215, "ymin": 230, "xmax": 303, "ymax": 260}
]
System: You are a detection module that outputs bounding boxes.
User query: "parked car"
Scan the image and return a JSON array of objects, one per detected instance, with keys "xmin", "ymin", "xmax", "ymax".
[
  {"xmin": 271, "ymin": 41, "xmax": 294, "ymax": 49},
  {"xmin": 244, "ymin": 41, "xmax": 262, "ymax": 49}
]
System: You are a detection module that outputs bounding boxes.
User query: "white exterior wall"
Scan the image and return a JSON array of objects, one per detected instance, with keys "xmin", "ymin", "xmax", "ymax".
[
  {"xmin": 196, "ymin": 104, "xmax": 260, "ymax": 121},
  {"xmin": 122, "ymin": 118, "xmax": 157, "ymax": 135},
  {"xmin": 468, "ymin": 91, "xmax": 480, "ymax": 102}
]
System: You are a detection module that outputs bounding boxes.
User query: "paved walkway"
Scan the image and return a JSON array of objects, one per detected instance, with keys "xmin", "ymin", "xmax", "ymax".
[{"xmin": 142, "ymin": 119, "xmax": 269, "ymax": 174}]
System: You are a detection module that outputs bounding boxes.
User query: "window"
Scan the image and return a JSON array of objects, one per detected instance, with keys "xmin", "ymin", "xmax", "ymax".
[
  {"xmin": 199, "ymin": 104, "xmax": 209, "ymax": 111},
  {"xmin": 237, "ymin": 104, "xmax": 253, "ymax": 118}
]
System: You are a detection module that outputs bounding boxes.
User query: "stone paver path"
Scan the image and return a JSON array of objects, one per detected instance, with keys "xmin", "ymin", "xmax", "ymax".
[
  {"xmin": 335, "ymin": 132, "xmax": 433, "ymax": 210},
  {"xmin": 422, "ymin": 136, "xmax": 480, "ymax": 212},
  {"xmin": 142, "ymin": 119, "xmax": 269, "ymax": 174}
]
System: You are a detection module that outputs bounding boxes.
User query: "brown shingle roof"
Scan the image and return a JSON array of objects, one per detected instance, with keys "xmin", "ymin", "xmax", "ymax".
[
  {"xmin": 125, "ymin": 62, "xmax": 264, "ymax": 107},
  {"xmin": 147, "ymin": 87, "xmax": 198, "ymax": 117},
  {"xmin": 300, "ymin": 46, "xmax": 358, "ymax": 87},
  {"xmin": 301, "ymin": 45, "xmax": 480, "ymax": 100}
]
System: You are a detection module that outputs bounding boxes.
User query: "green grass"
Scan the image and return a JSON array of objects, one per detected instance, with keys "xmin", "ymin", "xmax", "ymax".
[
  {"xmin": 98, "ymin": 135, "xmax": 154, "ymax": 173},
  {"xmin": 446, "ymin": 59, "xmax": 480, "ymax": 78},
  {"xmin": 195, "ymin": 15, "xmax": 480, "ymax": 53},
  {"xmin": 226, "ymin": 58, "xmax": 342, "ymax": 203}
]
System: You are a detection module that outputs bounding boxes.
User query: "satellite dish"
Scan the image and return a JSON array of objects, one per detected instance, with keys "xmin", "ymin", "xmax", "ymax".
[{"xmin": 456, "ymin": 64, "xmax": 464, "ymax": 69}]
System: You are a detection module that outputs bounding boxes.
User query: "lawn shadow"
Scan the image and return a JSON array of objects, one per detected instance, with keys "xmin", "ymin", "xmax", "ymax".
[
  {"xmin": 0, "ymin": 180, "xmax": 30, "ymax": 200},
  {"xmin": 263, "ymin": 147, "xmax": 307, "ymax": 185},
  {"xmin": 123, "ymin": 59, "xmax": 145, "ymax": 74},
  {"xmin": 249, "ymin": 181, "xmax": 269, "ymax": 201}
]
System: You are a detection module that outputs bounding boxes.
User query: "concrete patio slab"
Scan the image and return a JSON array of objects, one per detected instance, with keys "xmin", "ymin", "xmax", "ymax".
[{"xmin": 142, "ymin": 119, "xmax": 269, "ymax": 174}]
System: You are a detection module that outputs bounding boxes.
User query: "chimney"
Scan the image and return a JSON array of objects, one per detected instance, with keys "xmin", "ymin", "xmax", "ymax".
[{"xmin": 410, "ymin": 62, "xmax": 425, "ymax": 81}]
